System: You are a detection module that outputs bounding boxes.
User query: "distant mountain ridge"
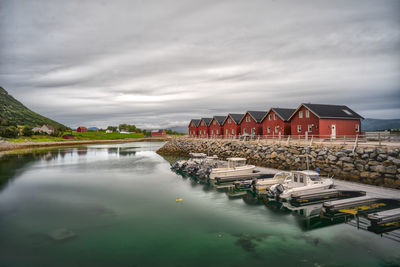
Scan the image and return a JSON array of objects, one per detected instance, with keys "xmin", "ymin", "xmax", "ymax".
[
  {"xmin": 362, "ymin": 118, "xmax": 400, "ymax": 131},
  {"xmin": 0, "ymin": 86, "xmax": 66, "ymax": 128}
]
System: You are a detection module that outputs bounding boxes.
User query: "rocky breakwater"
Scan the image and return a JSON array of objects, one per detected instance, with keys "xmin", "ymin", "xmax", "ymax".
[{"xmin": 157, "ymin": 138, "xmax": 400, "ymax": 188}]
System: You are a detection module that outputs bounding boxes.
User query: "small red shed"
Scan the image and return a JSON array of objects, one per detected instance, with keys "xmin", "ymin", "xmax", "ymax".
[
  {"xmin": 289, "ymin": 103, "xmax": 364, "ymax": 139},
  {"xmin": 77, "ymin": 126, "xmax": 88, "ymax": 133},
  {"xmin": 222, "ymin": 114, "xmax": 244, "ymax": 138},
  {"xmin": 239, "ymin": 111, "xmax": 267, "ymax": 136},
  {"xmin": 188, "ymin": 119, "xmax": 201, "ymax": 137},
  {"xmin": 151, "ymin": 129, "xmax": 166, "ymax": 136},
  {"xmin": 261, "ymin": 108, "xmax": 295, "ymax": 137},
  {"xmin": 198, "ymin": 118, "xmax": 213, "ymax": 138},
  {"xmin": 209, "ymin": 116, "xmax": 226, "ymax": 138}
]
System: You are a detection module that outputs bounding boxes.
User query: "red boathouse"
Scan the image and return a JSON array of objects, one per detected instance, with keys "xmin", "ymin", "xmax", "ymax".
[
  {"xmin": 77, "ymin": 126, "xmax": 88, "ymax": 133},
  {"xmin": 261, "ymin": 108, "xmax": 295, "ymax": 137},
  {"xmin": 222, "ymin": 114, "xmax": 244, "ymax": 138},
  {"xmin": 239, "ymin": 111, "xmax": 267, "ymax": 136},
  {"xmin": 198, "ymin": 118, "xmax": 213, "ymax": 138},
  {"xmin": 209, "ymin": 116, "xmax": 226, "ymax": 138},
  {"xmin": 188, "ymin": 119, "xmax": 201, "ymax": 137},
  {"xmin": 289, "ymin": 103, "xmax": 364, "ymax": 138}
]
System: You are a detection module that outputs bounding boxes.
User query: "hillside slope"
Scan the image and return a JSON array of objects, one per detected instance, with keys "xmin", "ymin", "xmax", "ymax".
[
  {"xmin": 362, "ymin": 118, "xmax": 400, "ymax": 131},
  {"xmin": 0, "ymin": 86, "xmax": 66, "ymax": 129}
]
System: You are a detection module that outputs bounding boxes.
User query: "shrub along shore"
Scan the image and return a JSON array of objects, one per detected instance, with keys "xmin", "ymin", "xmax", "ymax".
[{"xmin": 157, "ymin": 138, "xmax": 400, "ymax": 189}]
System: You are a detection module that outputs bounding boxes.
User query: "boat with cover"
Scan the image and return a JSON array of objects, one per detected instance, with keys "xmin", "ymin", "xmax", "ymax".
[
  {"xmin": 253, "ymin": 171, "xmax": 292, "ymax": 193},
  {"xmin": 268, "ymin": 170, "xmax": 333, "ymax": 201},
  {"xmin": 209, "ymin": 158, "xmax": 255, "ymax": 180}
]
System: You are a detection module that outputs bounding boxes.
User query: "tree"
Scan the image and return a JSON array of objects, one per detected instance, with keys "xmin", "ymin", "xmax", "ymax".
[
  {"xmin": 22, "ymin": 126, "xmax": 33, "ymax": 137},
  {"xmin": 107, "ymin": 126, "xmax": 118, "ymax": 132},
  {"xmin": 0, "ymin": 126, "xmax": 19, "ymax": 138}
]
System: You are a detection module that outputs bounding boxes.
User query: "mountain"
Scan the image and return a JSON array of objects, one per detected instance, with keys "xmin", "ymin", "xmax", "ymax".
[
  {"xmin": 0, "ymin": 86, "xmax": 66, "ymax": 129},
  {"xmin": 166, "ymin": 126, "xmax": 188, "ymax": 133},
  {"xmin": 362, "ymin": 118, "xmax": 400, "ymax": 131}
]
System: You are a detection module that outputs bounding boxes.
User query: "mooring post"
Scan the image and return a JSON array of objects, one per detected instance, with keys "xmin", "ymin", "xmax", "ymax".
[
  {"xmin": 343, "ymin": 136, "xmax": 346, "ymax": 145},
  {"xmin": 378, "ymin": 132, "xmax": 381, "ymax": 146},
  {"xmin": 309, "ymin": 135, "xmax": 313, "ymax": 146},
  {"xmin": 286, "ymin": 135, "xmax": 290, "ymax": 145},
  {"xmin": 352, "ymin": 134, "xmax": 358, "ymax": 153}
]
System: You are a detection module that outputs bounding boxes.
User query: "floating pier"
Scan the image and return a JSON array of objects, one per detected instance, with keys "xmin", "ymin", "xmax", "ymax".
[
  {"xmin": 290, "ymin": 190, "xmax": 366, "ymax": 206},
  {"xmin": 215, "ymin": 173, "xmax": 273, "ymax": 183},
  {"xmin": 322, "ymin": 196, "xmax": 389, "ymax": 216},
  {"xmin": 368, "ymin": 208, "xmax": 400, "ymax": 226}
]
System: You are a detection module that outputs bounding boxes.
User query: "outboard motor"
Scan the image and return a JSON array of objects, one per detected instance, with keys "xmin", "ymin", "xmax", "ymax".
[{"xmin": 275, "ymin": 184, "xmax": 285, "ymax": 195}]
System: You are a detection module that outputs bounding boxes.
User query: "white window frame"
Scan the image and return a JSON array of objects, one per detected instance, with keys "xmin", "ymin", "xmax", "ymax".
[
  {"xmin": 213, "ymin": 121, "xmax": 216, "ymax": 125},
  {"xmin": 299, "ymin": 111, "xmax": 303, "ymax": 119},
  {"xmin": 216, "ymin": 130, "xmax": 219, "ymax": 134},
  {"xmin": 308, "ymin": 125, "xmax": 312, "ymax": 132},
  {"xmin": 274, "ymin": 114, "xmax": 277, "ymax": 120},
  {"xmin": 267, "ymin": 127, "xmax": 271, "ymax": 133},
  {"xmin": 228, "ymin": 118, "xmax": 231, "ymax": 124},
  {"xmin": 226, "ymin": 129, "xmax": 228, "ymax": 135},
  {"xmin": 246, "ymin": 116, "xmax": 251, "ymax": 122},
  {"xmin": 251, "ymin": 128, "xmax": 255, "ymax": 135},
  {"xmin": 269, "ymin": 114, "xmax": 271, "ymax": 121},
  {"xmin": 297, "ymin": 125, "xmax": 301, "ymax": 133},
  {"xmin": 355, "ymin": 124, "xmax": 359, "ymax": 132},
  {"xmin": 211, "ymin": 130, "xmax": 213, "ymax": 134},
  {"xmin": 306, "ymin": 110, "xmax": 310, "ymax": 118},
  {"xmin": 231, "ymin": 129, "xmax": 234, "ymax": 134},
  {"xmin": 243, "ymin": 128, "xmax": 246, "ymax": 134},
  {"xmin": 275, "ymin": 126, "xmax": 279, "ymax": 133}
]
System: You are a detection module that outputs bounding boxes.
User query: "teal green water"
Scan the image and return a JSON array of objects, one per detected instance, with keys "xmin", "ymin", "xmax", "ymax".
[{"xmin": 0, "ymin": 142, "xmax": 399, "ymax": 267}]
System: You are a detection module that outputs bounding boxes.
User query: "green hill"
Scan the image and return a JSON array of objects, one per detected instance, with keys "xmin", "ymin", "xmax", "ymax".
[{"xmin": 0, "ymin": 86, "xmax": 66, "ymax": 129}]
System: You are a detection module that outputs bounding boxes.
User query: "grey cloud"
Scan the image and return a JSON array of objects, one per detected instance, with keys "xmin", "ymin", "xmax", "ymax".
[{"xmin": 0, "ymin": 0, "xmax": 399, "ymax": 129}]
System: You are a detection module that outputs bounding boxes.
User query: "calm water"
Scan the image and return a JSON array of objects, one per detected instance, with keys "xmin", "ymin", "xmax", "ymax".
[{"xmin": 0, "ymin": 142, "xmax": 399, "ymax": 267}]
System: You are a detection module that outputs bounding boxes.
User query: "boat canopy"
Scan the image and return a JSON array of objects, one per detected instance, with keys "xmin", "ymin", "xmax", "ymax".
[{"xmin": 227, "ymin": 157, "xmax": 247, "ymax": 168}]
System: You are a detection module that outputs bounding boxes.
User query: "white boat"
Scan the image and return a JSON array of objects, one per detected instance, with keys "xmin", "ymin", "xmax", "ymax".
[
  {"xmin": 268, "ymin": 170, "xmax": 333, "ymax": 201},
  {"xmin": 254, "ymin": 171, "xmax": 292, "ymax": 193},
  {"xmin": 209, "ymin": 157, "xmax": 255, "ymax": 180}
]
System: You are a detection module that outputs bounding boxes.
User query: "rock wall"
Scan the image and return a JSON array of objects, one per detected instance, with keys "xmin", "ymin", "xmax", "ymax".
[{"xmin": 157, "ymin": 138, "xmax": 400, "ymax": 188}]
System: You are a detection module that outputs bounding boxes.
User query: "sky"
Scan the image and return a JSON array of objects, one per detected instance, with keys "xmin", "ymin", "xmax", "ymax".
[{"xmin": 0, "ymin": 0, "xmax": 399, "ymax": 129}]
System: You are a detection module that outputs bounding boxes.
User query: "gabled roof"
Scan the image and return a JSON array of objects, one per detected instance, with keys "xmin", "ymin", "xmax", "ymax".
[
  {"xmin": 200, "ymin": 117, "xmax": 213, "ymax": 126},
  {"xmin": 223, "ymin": 113, "xmax": 244, "ymax": 125},
  {"xmin": 189, "ymin": 119, "xmax": 201, "ymax": 127},
  {"xmin": 288, "ymin": 103, "xmax": 364, "ymax": 120},
  {"xmin": 241, "ymin": 111, "xmax": 267, "ymax": 123},
  {"xmin": 152, "ymin": 129, "xmax": 164, "ymax": 133},
  {"xmin": 262, "ymin": 108, "xmax": 296, "ymax": 122},
  {"xmin": 213, "ymin": 116, "xmax": 227, "ymax": 126}
]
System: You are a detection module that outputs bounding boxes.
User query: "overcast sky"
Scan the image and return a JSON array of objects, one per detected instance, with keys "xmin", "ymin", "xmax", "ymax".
[{"xmin": 0, "ymin": 0, "xmax": 399, "ymax": 129}]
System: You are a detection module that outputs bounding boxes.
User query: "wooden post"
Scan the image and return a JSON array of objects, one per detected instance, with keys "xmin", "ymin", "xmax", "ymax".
[
  {"xmin": 343, "ymin": 136, "xmax": 346, "ymax": 145},
  {"xmin": 378, "ymin": 132, "xmax": 381, "ymax": 146},
  {"xmin": 305, "ymin": 131, "xmax": 308, "ymax": 141},
  {"xmin": 352, "ymin": 134, "xmax": 358, "ymax": 153},
  {"xmin": 309, "ymin": 135, "xmax": 313, "ymax": 146},
  {"xmin": 286, "ymin": 135, "xmax": 291, "ymax": 145}
]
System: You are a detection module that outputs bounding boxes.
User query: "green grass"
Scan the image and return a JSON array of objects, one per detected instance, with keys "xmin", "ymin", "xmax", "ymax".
[{"xmin": 4, "ymin": 131, "xmax": 147, "ymax": 143}]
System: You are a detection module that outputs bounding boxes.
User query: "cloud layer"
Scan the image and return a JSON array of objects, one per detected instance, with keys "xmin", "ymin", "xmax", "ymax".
[{"xmin": 1, "ymin": 0, "xmax": 399, "ymax": 128}]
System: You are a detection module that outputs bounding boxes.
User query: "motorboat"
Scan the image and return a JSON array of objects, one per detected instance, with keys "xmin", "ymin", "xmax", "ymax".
[
  {"xmin": 209, "ymin": 158, "xmax": 255, "ymax": 180},
  {"xmin": 268, "ymin": 170, "xmax": 334, "ymax": 201},
  {"xmin": 253, "ymin": 171, "xmax": 292, "ymax": 193}
]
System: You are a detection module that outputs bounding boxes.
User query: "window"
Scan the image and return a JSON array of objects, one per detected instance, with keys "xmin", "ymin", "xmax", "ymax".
[
  {"xmin": 246, "ymin": 116, "xmax": 251, "ymax": 122},
  {"xmin": 213, "ymin": 121, "xmax": 216, "ymax": 125},
  {"xmin": 297, "ymin": 125, "xmax": 301, "ymax": 133},
  {"xmin": 299, "ymin": 111, "xmax": 303, "ymax": 118},
  {"xmin": 251, "ymin": 128, "xmax": 255, "ymax": 135},
  {"xmin": 228, "ymin": 118, "xmax": 232, "ymax": 124},
  {"xmin": 269, "ymin": 114, "xmax": 271, "ymax": 121},
  {"xmin": 226, "ymin": 129, "xmax": 228, "ymax": 135},
  {"xmin": 355, "ymin": 124, "xmax": 359, "ymax": 132},
  {"xmin": 275, "ymin": 126, "xmax": 279, "ymax": 133},
  {"xmin": 274, "ymin": 114, "xmax": 277, "ymax": 120},
  {"xmin": 216, "ymin": 130, "xmax": 219, "ymax": 134},
  {"xmin": 211, "ymin": 130, "xmax": 213, "ymax": 134},
  {"xmin": 243, "ymin": 128, "xmax": 246, "ymax": 134},
  {"xmin": 299, "ymin": 175, "xmax": 304, "ymax": 183},
  {"xmin": 308, "ymin": 125, "xmax": 312, "ymax": 132},
  {"xmin": 267, "ymin": 127, "xmax": 271, "ymax": 133},
  {"xmin": 232, "ymin": 129, "xmax": 234, "ymax": 134},
  {"xmin": 202, "ymin": 121, "xmax": 205, "ymax": 126},
  {"xmin": 306, "ymin": 110, "xmax": 310, "ymax": 118},
  {"xmin": 204, "ymin": 130, "xmax": 206, "ymax": 134},
  {"xmin": 294, "ymin": 174, "xmax": 298, "ymax": 182}
]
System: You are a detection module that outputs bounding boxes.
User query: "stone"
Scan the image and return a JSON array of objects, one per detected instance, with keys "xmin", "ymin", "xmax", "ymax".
[
  {"xmin": 361, "ymin": 154, "xmax": 369, "ymax": 160},
  {"xmin": 370, "ymin": 152, "xmax": 377, "ymax": 159},
  {"xmin": 385, "ymin": 165, "xmax": 397, "ymax": 174},
  {"xmin": 310, "ymin": 151, "xmax": 317, "ymax": 158},
  {"xmin": 369, "ymin": 172, "xmax": 381, "ymax": 179},
  {"xmin": 288, "ymin": 148, "xmax": 300, "ymax": 155},
  {"xmin": 368, "ymin": 160, "xmax": 378, "ymax": 166},
  {"xmin": 343, "ymin": 163, "xmax": 355, "ymax": 171},
  {"xmin": 370, "ymin": 165, "xmax": 385, "ymax": 173},
  {"xmin": 355, "ymin": 164, "xmax": 364, "ymax": 172},
  {"xmin": 270, "ymin": 152, "xmax": 277, "ymax": 159},
  {"xmin": 360, "ymin": 171, "xmax": 370, "ymax": 178},
  {"xmin": 335, "ymin": 152, "xmax": 346, "ymax": 158},
  {"xmin": 327, "ymin": 155, "xmax": 337, "ymax": 161},
  {"xmin": 355, "ymin": 147, "xmax": 364, "ymax": 154},
  {"xmin": 376, "ymin": 148, "xmax": 387, "ymax": 154},
  {"xmin": 339, "ymin": 157, "xmax": 353, "ymax": 163},
  {"xmin": 364, "ymin": 148, "xmax": 375, "ymax": 153},
  {"xmin": 384, "ymin": 174, "xmax": 395, "ymax": 179},
  {"xmin": 377, "ymin": 154, "xmax": 387, "ymax": 161},
  {"xmin": 388, "ymin": 149, "xmax": 398, "ymax": 157}
]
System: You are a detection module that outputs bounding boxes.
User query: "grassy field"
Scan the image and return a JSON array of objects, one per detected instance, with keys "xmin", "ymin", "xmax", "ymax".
[{"xmin": 4, "ymin": 131, "xmax": 147, "ymax": 142}]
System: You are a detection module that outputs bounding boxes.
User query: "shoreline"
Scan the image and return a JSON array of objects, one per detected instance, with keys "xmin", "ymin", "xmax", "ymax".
[{"xmin": 0, "ymin": 137, "xmax": 170, "ymax": 153}]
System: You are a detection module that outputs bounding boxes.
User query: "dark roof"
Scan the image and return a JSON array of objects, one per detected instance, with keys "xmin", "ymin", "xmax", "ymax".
[
  {"xmin": 290, "ymin": 103, "xmax": 364, "ymax": 120},
  {"xmin": 246, "ymin": 111, "xmax": 267, "ymax": 123},
  {"xmin": 272, "ymin": 108, "xmax": 296, "ymax": 121},
  {"xmin": 189, "ymin": 119, "xmax": 201, "ymax": 127},
  {"xmin": 213, "ymin": 116, "xmax": 227, "ymax": 125},
  {"xmin": 225, "ymin": 113, "xmax": 244, "ymax": 124},
  {"xmin": 152, "ymin": 129, "xmax": 164, "ymax": 133},
  {"xmin": 201, "ymin": 118, "xmax": 213, "ymax": 126}
]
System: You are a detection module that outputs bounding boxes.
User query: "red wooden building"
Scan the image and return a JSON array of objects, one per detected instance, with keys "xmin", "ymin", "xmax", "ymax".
[
  {"xmin": 209, "ymin": 116, "xmax": 226, "ymax": 138},
  {"xmin": 151, "ymin": 129, "xmax": 166, "ymax": 136},
  {"xmin": 188, "ymin": 119, "xmax": 201, "ymax": 137},
  {"xmin": 239, "ymin": 111, "xmax": 267, "ymax": 136},
  {"xmin": 198, "ymin": 118, "xmax": 213, "ymax": 138},
  {"xmin": 77, "ymin": 126, "xmax": 88, "ymax": 133},
  {"xmin": 222, "ymin": 114, "xmax": 244, "ymax": 138},
  {"xmin": 288, "ymin": 103, "xmax": 363, "ymax": 138},
  {"xmin": 261, "ymin": 108, "xmax": 295, "ymax": 137}
]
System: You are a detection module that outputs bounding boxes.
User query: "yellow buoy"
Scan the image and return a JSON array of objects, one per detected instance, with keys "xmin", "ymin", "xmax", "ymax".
[{"xmin": 176, "ymin": 198, "xmax": 183, "ymax": 202}]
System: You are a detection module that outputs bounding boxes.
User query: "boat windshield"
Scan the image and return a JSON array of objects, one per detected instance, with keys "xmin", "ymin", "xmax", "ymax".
[
  {"xmin": 228, "ymin": 160, "xmax": 246, "ymax": 168},
  {"xmin": 309, "ymin": 175, "xmax": 321, "ymax": 181}
]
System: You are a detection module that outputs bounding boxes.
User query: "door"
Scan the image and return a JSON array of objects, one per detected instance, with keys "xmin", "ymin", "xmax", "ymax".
[{"xmin": 331, "ymin": 124, "xmax": 336, "ymax": 139}]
